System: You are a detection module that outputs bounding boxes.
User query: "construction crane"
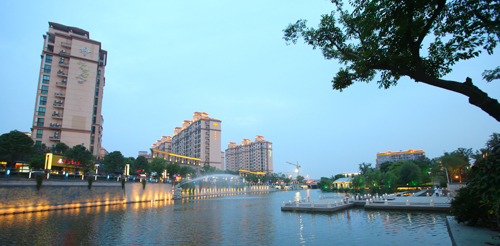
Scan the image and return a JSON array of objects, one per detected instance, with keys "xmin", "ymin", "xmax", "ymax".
[{"xmin": 286, "ymin": 161, "xmax": 301, "ymax": 177}]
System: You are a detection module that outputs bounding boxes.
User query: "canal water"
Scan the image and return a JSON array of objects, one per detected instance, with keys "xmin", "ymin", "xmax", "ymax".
[{"xmin": 0, "ymin": 189, "xmax": 451, "ymax": 245}]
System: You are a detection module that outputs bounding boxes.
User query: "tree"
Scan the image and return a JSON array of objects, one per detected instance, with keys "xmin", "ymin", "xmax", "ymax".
[
  {"xmin": 64, "ymin": 145, "xmax": 94, "ymax": 172},
  {"xmin": 29, "ymin": 154, "xmax": 46, "ymax": 170},
  {"xmin": 134, "ymin": 156, "xmax": 149, "ymax": 174},
  {"xmin": 54, "ymin": 142, "xmax": 69, "ymax": 154},
  {"xmin": 297, "ymin": 175, "xmax": 305, "ymax": 183},
  {"xmin": 398, "ymin": 161, "xmax": 422, "ymax": 185},
  {"xmin": 179, "ymin": 166, "xmax": 197, "ymax": 179},
  {"xmin": 166, "ymin": 162, "xmax": 180, "ymax": 179},
  {"xmin": 379, "ymin": 161, "xmax": 393, "ymax": 174},
  {"xmin": 0, "ymin": 130, "xmax": 36, "ymax": 168},
  {"xmin": 284, "ymin": 0, "xmax": 500, "ymax": 121},
  {"xmin": 102, "ymin": 151, "xmax": 125, "ymax": 173},
  {"xmin": 358, "ymin": 163, "xmax": 372, "ymax": 174},
  {"xmin": 149, "ymin": 157, "xmax": 166, "ymax": 177},
  {"xmin": 440, "ymin": 153, "xmax": 469, "ymax": 182},
  {"xmin": 200, "ymin": 164, "xmax": 218, "ymax": 175}
]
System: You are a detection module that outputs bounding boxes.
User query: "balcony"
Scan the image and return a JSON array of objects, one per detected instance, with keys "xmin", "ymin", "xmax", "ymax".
[
  {"xmin": 58, "ymin": 62, "xmax": 69, "ymax": 67},
  {"xmin": 56, "ymin": 82, "xmax": 67, "ymax": 87},
  {"xmin": 52, "ymin": 114, "xmax": 63, "ymax": 119},
  {"xmin": 49, "ymin": 136, "xmax": 61, "ymax": 141},
  {"xmin": 53, "ymin": 103, "xmax": 64, "ymax": 108},
  {"xmin": 49, "ymin": 123, "xmax": 61, "ymax": 129},
  {"xmin": 61, "ymin": 42, "xmax": 71, "ymax": 48},
  {"xmin": 57, "ymin": 71, "xmax": 68, "ymax": 77},
  {"xmin": 59, "ymin": 50, "xmax": 70, "ymax": 57},
  {"xmin": 54, "ymin": 93, "xmax": 65, "ymax": 98}
]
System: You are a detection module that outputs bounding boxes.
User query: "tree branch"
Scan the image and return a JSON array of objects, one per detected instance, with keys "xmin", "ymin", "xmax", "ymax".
[
  {"xmin": 416, "ymin": 0, "xmax": 446, "ymax": 46},
  {"xmin": 372, "ymin": 64, "xmax": 500, "ymax": 121}
]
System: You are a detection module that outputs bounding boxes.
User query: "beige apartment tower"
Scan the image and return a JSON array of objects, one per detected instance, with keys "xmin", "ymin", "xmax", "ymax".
[
  {"xmin": 31, "ymin": 22, "xmax": 107, "ymax": 156},
  {"xmin": 152, "ymin": 112, "xmax": 223, "ymax": 170},
  {"xmin": 225, "ymin": 135, "xmax": 273, "ymax": 173}
]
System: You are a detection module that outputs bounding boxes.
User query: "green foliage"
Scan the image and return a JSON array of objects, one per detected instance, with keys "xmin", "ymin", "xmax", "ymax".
[
  {"xmin": 0, "ymin": 130, "xmax": 36, "ymax": 168},
  {"xmin": 88, "ymin": 176, "xmax": 93, "ymax": 190},
  {"xmin": 283, "ymin": 0, "xmax": 500, "ymax": 121},
  {"xmin": 124, "ymin": 157, "xmax": 135, "ymax": 173},
  {"xmin": 64, "ymin": 145, "xmax": 94, "ymax": 171},
  {"xmin": 379, "ymin": 161, "xmax": 393, "ymax": 173},
  {"xmin": 451, "ymin": 133, "xmax": 500, "ymax": 226},
  {"xmin": 350, "ymin": 175, "xmax": 363, "ymax": 189},
  {"xmin": 36, "ymin": 174, "xmax": 43, "ymax": 191},
  {"xmin": 398, "ymin": 161, "xmax": 421, "ymax": 185},
  {"xmin": 102, "ymin": 151, "xmax": 125, "ymax": 173},
  {"xmin": 179, "ymin": 166, "xmax": 196, "ymax": 179},
  {"xmin": 149, "ymin": 157, "xmax": 166, "ymax": 176},
  {"xmin": 318, "ymin": 177, "xmax": 333, "ymax": 191},
  {"xmin": 166, "ymin": 162, "xmax": 180, "ymax": 179},
  {"xmin": 54, "ymin": 142, "xmax": 69, "ymax": 154},
  {"xmin": 134, "ymin": 156, "xmax": 149, "ymax": 173},
  {"xmin": 358, "ymin": 163, "xmax": 372, "ymax": 174},
  {"xmin": 297, "ymin": 175, "xmax": 305, "ymax": 183},
  {"xmin": 29, "ymin": 154, "xmax": 46, "ymax": 170},
  {"xmin": 200, "ymin": 164, "xmax": 219, "ymax": 175}
]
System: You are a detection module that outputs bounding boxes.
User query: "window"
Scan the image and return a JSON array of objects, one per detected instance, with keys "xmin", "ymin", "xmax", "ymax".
[
  {"xmin": 91, "ymin": 136, "xmax": 94, "ymax": 144},
  {"xmin": 96, "ymin": 79, "xmax": 100, "ymax": 87},
  {"xmin": 42, "ymin": 75, "xmax": 50, "ymax": 84},
  {"xmin": 90, "ymin": 146, "xmax": 94, "ymax": 153},
  {"xmin": 97, "ymin": 70, "xmax": 101, "ymax": 78},
  {"xmin": 94, "ymin": 98, "xmax": 98, "ymax": 105},
  {"xmin": 93, "ymin": 107, "xmax": 97, "ymax": 115},
  {"xmin": 41, "ymin": 85, "xmax": 48, "ymax": 94},
  {"xmin": 36, "ymin": 129, "xmax": 43, "ymax": 138},
  {"xmin": 38, "ymin": 107, "xmax": 45, "ymax": 116},
  {"xmin": 45, "ymin": 55, "xmax": 52, "ymax": 63},
  {"xmin": 36, "ymin": 118, "xmax": 44, "ymax": 127},
  {"xmin": 39, "ymin": 96, "xmax": 47, "ymax": 105},
  {"xmin": 35, "ymin": 141, "xmax": 42, "ymax": 147},
  {"xmin": 92, "ymin": 116, "xmax": 96, "ymax": 124},
  {"xmin": 95, "ymin": 88, "xmax": 99, "ymax": 96},
  {"xmin": 43, "ymin": 65, "xmax": 51, "ymax": 73},
  {"xmin": 92, "ymin": 126, "xmax": 95, "ymax": 134}
]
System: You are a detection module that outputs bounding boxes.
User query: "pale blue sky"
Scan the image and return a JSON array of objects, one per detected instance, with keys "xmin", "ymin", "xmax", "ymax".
[{"xmin": 1, "ymin": 0, "xmax": 499, "ymax": 179}]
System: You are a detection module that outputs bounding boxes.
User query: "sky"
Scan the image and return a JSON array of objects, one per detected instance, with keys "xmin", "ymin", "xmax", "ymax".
[{"xmin": 1, "ymin": 0, "xmax": 499, "ymax": 179}]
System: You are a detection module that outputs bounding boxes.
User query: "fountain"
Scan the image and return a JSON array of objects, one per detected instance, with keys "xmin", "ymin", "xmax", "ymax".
[{"xmin": 172, "ymin": 174, "xmax": 245, "ymax": 200}]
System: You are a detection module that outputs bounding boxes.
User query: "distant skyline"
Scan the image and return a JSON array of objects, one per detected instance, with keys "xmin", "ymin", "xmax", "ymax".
[{"xmin": 1, "ymin": 0, "xmax": 499, "ymax": 179}]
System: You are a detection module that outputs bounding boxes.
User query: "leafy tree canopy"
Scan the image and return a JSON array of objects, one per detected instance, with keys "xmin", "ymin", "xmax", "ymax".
[
  {"xmin": 102, "ymin": 151, "xmax": 125, "ymax": 173},
  {"xmin": 166, "ymin": 162, "xmax": 180, "ymax": 179},
  {"xmin": 64, "ymin": 145, "xmax": 94, "ymax": 171},
  {"xmin": 284, "ymin": 0, "xmax": 500, "ymax": 121},
  {"xmin": 0, "ymin": 130, "xmax": 36, "ymax": 168},
  {"xmin": 398, "ymin": 161, "xmax": 422, "ymax": 185},
  {"xmin": 179, "ymin": 166, "xmax": 197, "ymax": 179},
  {"xmin": 29, "ymin": 154, "xmax": 46, "ymax": 170},
  {"xmin": 134, "ymin": 156, "xmax": 149, "ymax": 173},
  {"xmin": 149, "ymin": 157, "xmax": 166, "ymax": 177},
  {"xmin": 54, "ymin": 142, "xmax": 69, "ymax": 155}
]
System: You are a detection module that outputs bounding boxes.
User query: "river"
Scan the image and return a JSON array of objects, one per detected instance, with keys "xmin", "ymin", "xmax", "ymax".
[{"xmin": 0, "ymin": 189, "xmax": 451, "ymax": 245}]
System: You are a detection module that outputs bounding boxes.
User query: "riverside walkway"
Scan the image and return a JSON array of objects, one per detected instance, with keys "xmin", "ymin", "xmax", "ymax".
[{"xmin": 281, "ymin": 192, "xmax": 452, "ymax": 212}]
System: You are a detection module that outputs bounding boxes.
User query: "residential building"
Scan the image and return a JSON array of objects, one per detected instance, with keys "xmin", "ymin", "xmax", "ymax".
[
  {"xmin": 99, "ymin": 147, "xmax": 109, "ymax": 160},
  {"xmin": 376, "ymin": 149, "xmax": 425, "ymax": 167},
  {"xmin": 152, "ymin": 112, "xmax": 223, "ymax": 170},
  {"xmin": 225, "ymin": 135, "xmax": 273, "ymax": 173},
  {"xmin": 30, "ymin": 22, "xmax": 107, "ymax": 157}
]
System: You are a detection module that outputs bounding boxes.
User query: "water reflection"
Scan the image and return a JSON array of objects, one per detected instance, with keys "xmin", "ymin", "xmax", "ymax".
[{"xmin": 0, "ymin": 190, "xmax": 451, "ymax": 245}]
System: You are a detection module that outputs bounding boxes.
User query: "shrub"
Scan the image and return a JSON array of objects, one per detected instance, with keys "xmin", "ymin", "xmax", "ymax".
[
  {"xmin": 88, "ymin": 176, "xmax": 93, "ymax": 190},
  {"xmin": 36, "ymin": 175, "xmax": 43, "ymax": 191}
]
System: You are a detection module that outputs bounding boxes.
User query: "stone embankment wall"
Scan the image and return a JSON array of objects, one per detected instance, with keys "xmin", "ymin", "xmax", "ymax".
[{"xmin": 0, "ymin": 180, "xmax": 173, "ymax": 214}]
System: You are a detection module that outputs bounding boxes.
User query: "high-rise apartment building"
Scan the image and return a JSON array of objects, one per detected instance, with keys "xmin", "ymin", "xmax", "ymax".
[
  {"xmin": 376, "ymin": 149, "xmax": 425, "ymax": 167},
  {"xmin": 152, "ymin": 112, "xmax": 223, "ymax": 170},
  {"xmin": 31, "ymin": 22, "xmax": 107, "ymax": 156},
  {"xmin": 225, "ymin": 135, "xmax": 273, "ymax": 173}
]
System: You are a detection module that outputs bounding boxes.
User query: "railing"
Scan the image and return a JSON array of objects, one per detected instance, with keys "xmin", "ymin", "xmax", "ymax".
[
  {"xmin": 52, "ymin": 114, "xmax": 63, "ymax": 118},
  {"xmin": 53, "ymin": 103, "xmax": 64, "ymax": 108},
  {"xmin": 58, "ymin": 62, "xmax": 69, "ymax": 67},
  {"xmin": 54, "ymin": 93, "xmax": 65, "ymax": 97},
  {"xmin": 59, "ymin": 50, "xmax": 70, "ymax": 57},
  {"xmin": 56, "ymin": 82, "xmax": 67, "ymax": 87},
  {"xmin": 49, "ymin": 136, "xmax": 61, "ymax": 140},
  {"xmin": 61, "ymin": 42, "xmax": 71, "ymax": 48}
]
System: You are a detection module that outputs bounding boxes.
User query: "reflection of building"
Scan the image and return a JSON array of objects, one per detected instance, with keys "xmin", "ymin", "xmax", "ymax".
[
  {"xmin": 30, "ymin": 22, "xmax": 107, "ymax": 157},
  {"xmin": 152, "ymin": 112, "xmax": 223, "ymax": 170},
  {"xmin": 225, "ymin": 135, "xmax": 273, "ymax": 173},
  {"xmin": 376, "ymin": 149, "xmax": 425, "ymax": 167},
  {"xmin": 333, "ymin": 177, "xmax": 352, "ymax": 189}
]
